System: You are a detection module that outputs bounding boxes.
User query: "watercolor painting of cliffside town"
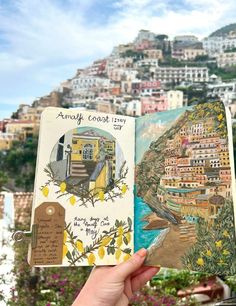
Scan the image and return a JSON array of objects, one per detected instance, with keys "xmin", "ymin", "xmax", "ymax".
[{"xmin": 135, "ymin": 101, "xmax": 236, "ymax": 275}]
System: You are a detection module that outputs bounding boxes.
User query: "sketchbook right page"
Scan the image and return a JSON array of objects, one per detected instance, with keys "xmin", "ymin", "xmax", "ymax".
[{"xmin": 134, "ymin": 101, "xmax": 236, "ymax": 275}]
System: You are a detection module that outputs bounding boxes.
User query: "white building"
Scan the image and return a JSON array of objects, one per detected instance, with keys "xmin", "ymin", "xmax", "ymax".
[
  {"xmin": 152, "ymin": 66, "xmax": 209, "ymax": 84},
  {"xmin": 108, "ymin": 68, "xmax": 138, "ymax": 82},
  {"xmin": 174, "ymin": 35, "xmax": 199, "ymax": 43},
  {"xmin": 135, "ymin": 58, "xmax": 159, "ymax": 68},
  {"xmin": 207, "ymin": 82, "xmax": 236, "ymax": 106},
  {"xmin": 217, "ymin": 51, "xmax": 236, "ymax": 68},
  {"xmin": 71, "ymin": 76, "xmax": 110, "ymax": 93},
  {"xmin": 167, "ymin": 90, "xmax": 184, "ymax": 110},
  {"xmin": 121, "ymin": 80, "xmax": 132, "ymax": 94},
  {"xmin": 134, "ymin": 30, "xmax": 156, "ymax": 45},
  {"xmin": 125, "ymin": 100, "xmax": 142, "ymax": 117},
  {"xmin": 83, "ymin": 59, "xmax": 107, "ymax": 76},
  {"xmin": 202, "ymin": 35, "xmax": 236, "ymax": 57},
  {"xmin": 106, "ymin": 57, "xmax": 133, "ymax": 75}
]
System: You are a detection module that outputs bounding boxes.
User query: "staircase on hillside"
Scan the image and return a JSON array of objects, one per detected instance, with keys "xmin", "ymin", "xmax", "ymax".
[
  {"xmin": 70, "ymin": 161, "xmax": 90, "ymax": 178},
  {"xmin": 179, "ymin": 223, "xmax": 196, "ymax": 242}
]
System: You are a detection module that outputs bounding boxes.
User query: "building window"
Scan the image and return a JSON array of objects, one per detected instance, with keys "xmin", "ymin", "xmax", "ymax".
[{"xmin": 83, "ymin": 144, "xmax": 93, "ymax": 160}]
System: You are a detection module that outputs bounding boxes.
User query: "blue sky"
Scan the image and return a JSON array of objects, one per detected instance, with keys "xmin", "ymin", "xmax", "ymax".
[{"xmin": 0, "ymin": 0, "xmax": 236, "ymax": 120}]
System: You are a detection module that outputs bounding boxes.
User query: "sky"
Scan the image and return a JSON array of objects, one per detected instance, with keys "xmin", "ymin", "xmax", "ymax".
[{"xmin": 0, "ymin": 0, "xmax": 236, "ymax": 120}]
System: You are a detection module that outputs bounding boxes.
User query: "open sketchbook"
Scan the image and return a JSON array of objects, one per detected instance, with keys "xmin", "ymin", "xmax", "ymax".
[{"xmin": 28, "ymin": 101, "xmax": 236, "ymax": 275}]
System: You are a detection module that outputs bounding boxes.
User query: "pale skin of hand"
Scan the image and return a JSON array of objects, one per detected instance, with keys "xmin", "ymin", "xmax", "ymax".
[{"xmin": 72, "ymin": 248, "xmax": 160, "ymax": 306}]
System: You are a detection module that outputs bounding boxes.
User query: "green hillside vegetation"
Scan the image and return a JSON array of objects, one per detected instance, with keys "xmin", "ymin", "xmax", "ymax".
[
  {"xmin": 0, "ymin": 136, "xmax": 38, "ymax": 192},
  {"xmin": 208, "ymin": 64, "xmax": 236, "ymax": 81},
  {"xmin": 209, "ymin": 23, "xmax": 236, "ymax": 37}
]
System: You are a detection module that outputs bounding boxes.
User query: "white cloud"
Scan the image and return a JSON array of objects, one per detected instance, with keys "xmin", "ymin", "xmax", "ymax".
[
  {"xmin": 1, "ymin": 0, "xmax": 236, "ymax": 71},
  {"xmin": 0, "ymin": 0, "xmax": 236, "ymax": 115},
  {"xmin": 112, "ymin": 0, "xmax": 236, "ymax": 39}
]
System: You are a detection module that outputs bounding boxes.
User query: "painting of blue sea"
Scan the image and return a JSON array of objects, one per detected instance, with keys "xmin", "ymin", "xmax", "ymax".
[{"xmin": 134, "ymin": 195, "xmax": 162, "ymax": 251}]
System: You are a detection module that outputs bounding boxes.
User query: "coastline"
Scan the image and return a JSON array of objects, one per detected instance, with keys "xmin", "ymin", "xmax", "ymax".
[
  {"xmin": 142, "ymin": 212, "xmax": 169, "ymax": 230},
  {"xmin": 145, "ymin": 223, "xmax": 196, "ymax": 269}
]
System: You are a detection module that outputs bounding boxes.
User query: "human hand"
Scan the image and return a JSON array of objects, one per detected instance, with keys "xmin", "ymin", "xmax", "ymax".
[{"xmin": 72, "ymin": 248, "xmax": 160, "ymax": 306}]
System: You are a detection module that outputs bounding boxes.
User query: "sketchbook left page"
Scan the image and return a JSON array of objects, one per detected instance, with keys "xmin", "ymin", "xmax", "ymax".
[{"xmin": 28, "ymin": 107, "xmax": 135, "ymax": 267}]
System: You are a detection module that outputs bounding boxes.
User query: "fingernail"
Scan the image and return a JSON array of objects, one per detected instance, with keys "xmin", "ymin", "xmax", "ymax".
[{"xmin": 136, "ymin": 248, "xmax": 147, "ymax": 258}]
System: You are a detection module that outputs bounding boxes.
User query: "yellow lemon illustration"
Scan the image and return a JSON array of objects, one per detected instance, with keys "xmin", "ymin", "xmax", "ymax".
[
  {"xmin": 60, "ymin": 182, "xmax": 67, "ymax": 193},
  {"xmin": 215, "ymin": 240, "xmax": 222, "ymax": 248},
  {"xmin": 223, "ymin": 249, "xmax": 230, "ymax": 256},
  {"xmin": 123, "ymin": 253, "xmax": 131, "ymax": 262},
  {"xmin": 117, "ymin": 226, "xmax": 124, "ymax": 236},
  {"xmin": 218, "ymin": 113, "xmax": 223, "ymax": 121},
  {"xmin": 206, "ymin": 250, "xmax": 212, "ymax": 257},
  {"xmin": 42, "ymin": 186, "xmax": 49, "ymax": 197},
  {"xmin": 196, "ymin": 257, "xmax": 204, "ymax": 266},
  {"xmin": 76, "ymin": 240, "xmax": 84, "ymax": 253},
  {"xmin": 116, "ymin": 235, "xmax": 123, "ymax": 248},
  {"xmin": 63, "ymin": 231, "xmax": 67, "ymax": 243},
  {"xmin": 62, "ymin": 245, "xmax": 68, "ymax": 259},
  {"xmin": 125, "ymin": 232, "xmax": 131, "ymax": 244},
  {"xmin": 69, "ymin": 196, "xmax": 76, "ymax": 205},
  {"xmin": 223, "ymin": 230, "xmax": 230, "ymax": 238},
  {"xmin": 98, "ymin": 191, "xmax": 105, "ymax": 201},
  {"xmin": 98, "ymin": 246, "xmax": 105, "ymax": 259},
  {"xmin": 101, "ymin": 236, "xmax": 112, "ymax": 246},
  {"xmin": 121, "ymin": 184, "xmax": 127, "ymax": 194},
  {"xmin": 115, "ymin": 249, "xmax": 122, "ymax": 260},
  {"xmin": 87, "ymin": 253, "xmax": 96, "ymax": 265}
]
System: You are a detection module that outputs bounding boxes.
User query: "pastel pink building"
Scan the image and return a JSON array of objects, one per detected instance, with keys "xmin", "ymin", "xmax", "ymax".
[
  {"xmin": 135, "ymin": 39, "xmax": 155, "ymax": 51},
  {"xmin": 141, "ymin": 95, "xmax": 168, "ymax": 115}
]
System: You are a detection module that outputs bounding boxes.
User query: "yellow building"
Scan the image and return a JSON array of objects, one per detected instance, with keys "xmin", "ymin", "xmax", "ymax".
[
  {"xmin": 69, "ymin": 130, "xmax": 116, "ymax": 193},
  {"xmin": 19, "ymin": 106, "xmax": 45, "ymax": 131},
  {"xmin": 0, "ymin": 132, "xmax": 19, "ymax": 150},
  {"xmin": 143, "ymin": 49, "xmax": 163, "ymax": 60},
  {"xmin": 5, "ymin": 120, "xmax": 37, "ymax": 141},
  {"xmin": 219, "ymin": 151, "xmax": 230, "ymax": 167},
  {"xmin": 183, "ymin": 48, "xmax": 206, "ymax": 60}
]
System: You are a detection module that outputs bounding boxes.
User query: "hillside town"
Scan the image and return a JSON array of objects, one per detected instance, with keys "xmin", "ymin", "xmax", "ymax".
[
  {"xmin": 1, "ymin": 23, "xmax": 236, "ymax": 306},
  {"xmin": 158, "ymin": 116, "xmax": 231, "ymax": 223},
  {"xmin": 1, "ymin": 25, "xmax": 236, "ymax": 151}
]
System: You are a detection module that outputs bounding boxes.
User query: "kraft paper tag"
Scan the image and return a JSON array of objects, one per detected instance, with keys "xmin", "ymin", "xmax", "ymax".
[{"xmin": 30, "ymin": 202, "xmax": 65, "ymax": 266}]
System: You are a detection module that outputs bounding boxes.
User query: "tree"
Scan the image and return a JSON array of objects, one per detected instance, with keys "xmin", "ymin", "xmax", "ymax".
[
  {"xmin": 155, "ymin": 34, "xmax": 168, "ymax": 41},
  {"xmin": 0, "ymin": 136, "xmax": 38, "ymax": 191},
  {"xmin": 0, "ymin": 170, "xmax": 8, "ymax": 191}
]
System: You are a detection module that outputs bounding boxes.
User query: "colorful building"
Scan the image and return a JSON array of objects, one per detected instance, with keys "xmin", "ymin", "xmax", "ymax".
[
  {"xmin": 156, "ymin": 116, "xmax": 231, "ymax": 223},
  {"xmin": 69, "ymin": 130, "xmax": 116, "ymax": 193}
]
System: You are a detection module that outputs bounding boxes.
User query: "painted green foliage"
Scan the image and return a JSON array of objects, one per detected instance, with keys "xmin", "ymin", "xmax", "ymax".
[
  {"xmin": 41, "ymin": 161, "xmax": 129, "ymax": 207},
  {"xmin": 188, "ymin": 101, "xmax": 227, "ymax": 138},
  {"xmin": 63, "ymin": 217, "xmax": 133, "ymax": 266},
  {"xmin": 182, "ymin": 200, "xmax": 236, "ymax": 275}
]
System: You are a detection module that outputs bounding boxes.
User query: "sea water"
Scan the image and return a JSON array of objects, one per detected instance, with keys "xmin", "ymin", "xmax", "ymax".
[{"xmin": 134, "ymin": 195, "xmax": 162, "ymax": 251}]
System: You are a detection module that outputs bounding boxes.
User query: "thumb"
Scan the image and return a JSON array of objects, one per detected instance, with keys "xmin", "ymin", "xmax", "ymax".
[{"xmin": 113, "ymin": 248, "xmax": 147, "ymax": 281}]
